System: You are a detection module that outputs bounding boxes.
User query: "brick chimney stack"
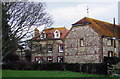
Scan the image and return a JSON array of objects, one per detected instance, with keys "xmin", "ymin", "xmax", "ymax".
[{"xmin": 34, "ymin": 28, "xmax": 40, "ymax": 38}]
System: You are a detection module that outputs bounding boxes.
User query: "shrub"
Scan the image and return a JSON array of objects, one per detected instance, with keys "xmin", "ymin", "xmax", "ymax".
[{"xmin": 2, "ymin": 62, "xmax": 108, "ymax": 75}]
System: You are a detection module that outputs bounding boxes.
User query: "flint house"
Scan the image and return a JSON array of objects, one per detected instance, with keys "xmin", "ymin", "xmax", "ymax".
[
  {"xmin": 64, "ymin": 17, "xmax": 120, "ymax": 63},
  {"xmin": 32, "ymin": 17, "xmax": 120, "ymax": 63},
  {"xmin": 31, "ymin": 27, "xmax": 69, "ymax": 63}
]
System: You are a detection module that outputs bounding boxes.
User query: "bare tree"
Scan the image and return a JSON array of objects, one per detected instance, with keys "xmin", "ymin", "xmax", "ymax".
[
  {"xmin": 2, "ymin": 2, "xmax": 53, "ymax": 61},
  {"xmin": 8, "ymin": 2, "xmax": 53, "ymax": 40}
]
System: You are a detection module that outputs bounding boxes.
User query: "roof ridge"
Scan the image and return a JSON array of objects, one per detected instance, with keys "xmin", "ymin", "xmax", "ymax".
[
  {"xmin": 44, "ymin": 27, "xmax": 67, "ymax": 30},
  {"xmin": 85, "ymin": 17, "xmax": 120, "ymax": 26}
]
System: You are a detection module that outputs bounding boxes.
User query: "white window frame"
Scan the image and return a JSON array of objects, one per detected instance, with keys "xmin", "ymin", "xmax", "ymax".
[
  {"xmin": 57, "ymin": 56, "xmax": 63, "ymax": 63},
  {"xmin": 35, "ymin": 57, "xmax": 43, "ymax": 62},
  {"xmin": 54, "ymin": 30, "xmax": 60, "ymax": 38},
  {"xmin": 47, "ymin": 56, "xmax": 53, "ymax": 62},
  {"xmin": 59, "ymin": 44, "xmax": 64, "ymax": 52},
  {"xmin": 108, "ymin": 51, "xmax": 113, "ymax": 57},
  {"xmin": 48, "ymin": 45, "xmax": 52, "ymax": 52}
]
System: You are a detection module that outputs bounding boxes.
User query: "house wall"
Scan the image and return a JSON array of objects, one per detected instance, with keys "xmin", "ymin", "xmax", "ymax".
[
  {"xmin": 65, "ymin": 25, "xmax": 102, "ymax": 63},
  {"xmin": 31, "ymin": 39, "xmax": 64, "ymax": 62},
  {"xmin": 118, "ymin": 40, "xmax": 120, "ymax": 57},
  {"xmin": 102, "ymin": 38, "xmax": 120, "ymax": 57}
]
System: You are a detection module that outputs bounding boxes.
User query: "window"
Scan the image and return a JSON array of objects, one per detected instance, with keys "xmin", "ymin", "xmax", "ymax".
[
  {"xmin": 54, "ymin": 30, "xmax": 60, "ymax": 38},
  {"xmin": 41, "ymin": 32, "xmax": 46, "ymax": 39},
  {"xmin": 108, "ymin": 39, "xmax": 114, "ymax": 46},
  {"xmin": 48, "ymin": 45, "xmax": 52, "ymax": 52},
  {"xmin": 57, "ymin": 56, "xmax": 64, "ymax": 63},
  {"xmin": 80, "ymin": 39, "xmax": 84, "ymax": 47},
  {"xmin": 108, "ymin": 51, "xmax": 113, "ymax": 57},
  {"xmin": 47, "ymin": 56, "xmax": 53, "ymax": 62},
  {"xmin": 35, "ymin": 45, "xmax": 42, "ymax": 53},
  {"xmin": 59, "ymin": 44, "xmax": 64, "ymax": 52},
  {"xmin": 35, "ymin": 56, "xmax": 43, "ymax": 63}
]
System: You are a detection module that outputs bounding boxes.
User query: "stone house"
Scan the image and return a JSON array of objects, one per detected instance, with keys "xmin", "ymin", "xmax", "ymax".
[
  {"xmin": 31, "ymin": 27, "xmax": 69, "ymax": 63},
  {"xmin": 64, "ymin": 17, "xmax": 120, "ymax": 63}
]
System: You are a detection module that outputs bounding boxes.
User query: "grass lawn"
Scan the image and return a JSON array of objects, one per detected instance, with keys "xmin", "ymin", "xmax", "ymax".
[{"xmin": 2, "ymin": 70, "xmax": 120, "ymax": 79}]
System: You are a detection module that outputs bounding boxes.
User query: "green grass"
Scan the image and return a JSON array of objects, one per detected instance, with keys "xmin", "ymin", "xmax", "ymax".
[
  {"xmin": 2, "ymin": 70, "xmax": 104, "ymax": 77},
  {"xmin": 2, "ymin": 70, "xmax": 120, "ymax": 79}
]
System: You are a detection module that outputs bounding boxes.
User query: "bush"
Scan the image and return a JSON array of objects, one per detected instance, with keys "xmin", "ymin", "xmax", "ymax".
[{"xmin": 2, "ymin": 62, "xmax": 108, "ymax": 75}]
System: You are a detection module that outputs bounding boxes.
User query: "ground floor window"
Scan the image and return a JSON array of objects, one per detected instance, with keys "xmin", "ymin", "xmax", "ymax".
[
  {"xmin": 47, "ymin": 56, "xmax": 53, "ymax": 62},
  {"xmin": 108, "ymin": 51, "xmax": 113, "ymax": 57},
  {"xmin": 35, "ymin": 56, "xmax": 43, "ymax": 64},
  {"xmin": 57, "ymin": 56, "xmax": 64, "ymax": 63}
]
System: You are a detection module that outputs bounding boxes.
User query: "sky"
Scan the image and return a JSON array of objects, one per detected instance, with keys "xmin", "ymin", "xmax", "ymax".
[{"xmin": 30, "ymin": 0, "xmax": 120, "ymax": 30}]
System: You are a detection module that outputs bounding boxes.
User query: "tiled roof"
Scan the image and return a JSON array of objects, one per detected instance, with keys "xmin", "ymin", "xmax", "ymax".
[
  {"xmin": 34, "ymin": 28, "xmax": 40, "ymax": 40},
  {"xmin": 44, "ymin": 27, "xmax": 67, "ymax": 31},
  {"xmin": 73, "ymin": 17, "xmax": 120, "ymax": 38},
  {"xmin": 42, "ymin": 27, "xmax": 69, "ymax": 39}
]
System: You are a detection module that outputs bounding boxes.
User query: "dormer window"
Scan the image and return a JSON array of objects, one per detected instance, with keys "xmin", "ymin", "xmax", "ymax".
[{"xmin": 54, "ymin": 30, "xmax": 60, "ymax": 38}]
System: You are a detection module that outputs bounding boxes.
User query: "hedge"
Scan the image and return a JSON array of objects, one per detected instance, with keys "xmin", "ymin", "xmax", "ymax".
[{"xmin": 2, "ymin": 62, "xmax": 108, "ymax": 75}]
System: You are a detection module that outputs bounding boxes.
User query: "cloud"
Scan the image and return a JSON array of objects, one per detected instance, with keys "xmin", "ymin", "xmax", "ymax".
[
  {"xmin": 90, "ymin": 3, "xmax": 118, "ymax": 24},
  {"xmin": 31, "ymin": 0, "xmax": 120, "ymax": 2},
  {"xmin": 48, "ymin": 2, "xmax": 118, "ymax": 29},
  {"xmin": 50, "ymin": 3, "xmax": 87, "ymax": 21},
  {"xmin": 48, "ymin": 3, "xmax": 88, "ymax": 29}
]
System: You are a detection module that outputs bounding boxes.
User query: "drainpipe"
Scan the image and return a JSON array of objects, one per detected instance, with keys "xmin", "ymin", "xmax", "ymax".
[
  {"xmin": 101, "ymin": 36, "xmax": 104, "ymax": 62},
  {"xmin": 113, "ymin": 18, "xmax": 116, "ymax": 48},
  {"xmin": 113, "ymin": 18, "xmax": 117, "ymax": 63},
  {"xmin": 113, "ymin": 18, "xmax": 116, "ymax": 56}
]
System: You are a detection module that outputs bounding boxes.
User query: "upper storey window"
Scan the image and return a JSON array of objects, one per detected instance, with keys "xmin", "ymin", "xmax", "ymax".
[
  {"xmin": 59, "ymin": 44, "xmax": 64, "ymax": 52},
  {"xmin": 54, "ymin": 30, "xmax": 60, "ymax": 38},
  {"xmin": 80, "ymin": 39, "xmax": 84, "ymax": 47},
  {"xmin": 108, "ymin": 39, "xmax": 114, "ymax": 46}
]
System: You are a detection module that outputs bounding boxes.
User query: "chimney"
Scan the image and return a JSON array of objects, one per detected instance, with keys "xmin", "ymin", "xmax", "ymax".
[{"xmin": 34, "ymin": 28, "xmax": 40, "ymax": 38}]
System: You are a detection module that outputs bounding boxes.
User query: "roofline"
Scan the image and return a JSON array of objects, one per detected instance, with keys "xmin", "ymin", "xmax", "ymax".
[
  {"xmin": 102, "ymin": 35, "xmax": 120, "ymax": 39},
  {"xmin": 43, "ymin": 27, "xmax": 68, "ymax": 31},
  {"xmin": 73, "ymin": 17, "xmax": 120, "ymax": 27},
  {"xmin": 64, "ymin": 25, "xmax": 74, "ymax": 39},
  {"xmin": 72, "ymin": 22, "xmax": 90, "ymax": 27},
  {"xmin": 32, "ymin": 38, "xmax": 64, "ymax": 42}
]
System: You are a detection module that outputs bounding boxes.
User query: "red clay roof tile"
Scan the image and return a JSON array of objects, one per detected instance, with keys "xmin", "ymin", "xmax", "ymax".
[
  {"xmin": 73, "ymin": 17, "xmax": 120, "ymax": 38},
  {"xmin": 42, "ymin": 27, "xmax": 69, "ymax": 39}
]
